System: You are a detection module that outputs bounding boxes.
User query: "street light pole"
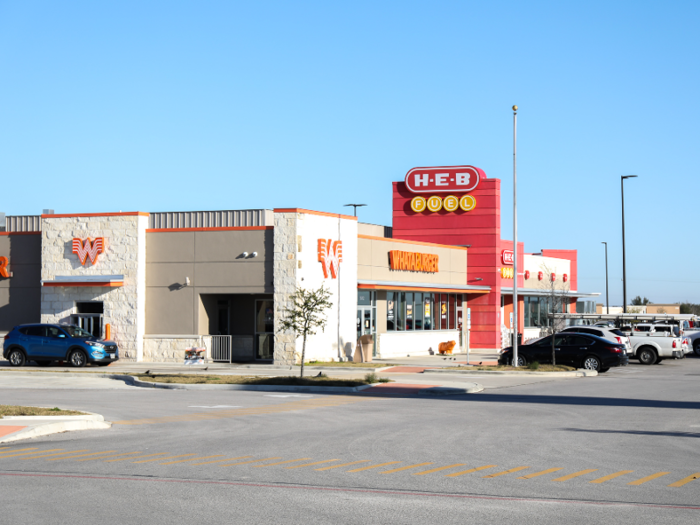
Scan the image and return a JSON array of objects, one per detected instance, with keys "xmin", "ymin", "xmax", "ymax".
[
  {"xmin": 601, "ymin": 242, "xmax": 609, "ymax": 314},
  {"xmin": 621, "ymin": 175, "xmax": 637, "ymax": 314},
  {"xmin": 343, "ymin": 204, "xmax": 367, "ymax": 217},
  {"xmin": 512, "ymin": 105, "xmax": 518, "ymax": 367}
]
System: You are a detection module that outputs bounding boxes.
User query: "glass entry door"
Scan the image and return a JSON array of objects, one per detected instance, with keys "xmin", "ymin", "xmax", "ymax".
[{"xmin": 255, "ymin": 300, "xmax": 274, "ymax": 361}]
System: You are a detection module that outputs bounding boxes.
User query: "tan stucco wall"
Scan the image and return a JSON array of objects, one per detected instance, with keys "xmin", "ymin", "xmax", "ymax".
[
  {"xmin": 145, "ymin": 229, "xmax": 273, "ymax": 335},
  {"xmin": 358, "ymin": 236, "xmax": 467, "ymax": 286}
]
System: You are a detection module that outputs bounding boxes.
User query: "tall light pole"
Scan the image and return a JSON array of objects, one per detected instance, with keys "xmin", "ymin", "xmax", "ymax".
[
  {"xmin": 344, "ymin": 204, "xmax": 367, "ymax": 217},
  {"xmin": 601, "ymin": 242, "xmax": 609, "ymax": 314},
  {"xmin": 512, "ymin": 105, "xmax": 519, "ymax": 366},
  {"xmin": 621, "ymin": 175, "xmax": 637, "ymax": 313}
]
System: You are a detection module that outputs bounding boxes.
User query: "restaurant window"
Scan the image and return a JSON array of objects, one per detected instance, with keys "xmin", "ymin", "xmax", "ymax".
[
  {"xmin": 387, "ymin": 292, "xmax": 395, "ymax": 330},
  {"xmin": 405, "ymin": 292, "xmax": 414, "ymax": 330},
  {"xmin": 396, "ymin": 292, "xmax": 406, "ymax": 331},
  {"xmin": 448, "ymin": 294, "xmax": 456, "ymax": 330},
  {"xmin": 423, "ymin": 294, "xmax": 433, "ymax": 330},
  {"xmin": 414, "ymin": 293, "xmax": 424, "ymax": 330},
  {"xmin": 440, "ymin": 294, "xmax": 448, "ymax": 330}
]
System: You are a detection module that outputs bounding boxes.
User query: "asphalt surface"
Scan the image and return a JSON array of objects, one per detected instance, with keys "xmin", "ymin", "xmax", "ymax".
[{"xmin": 1, "ymin": 357, "xmax": 699, "ymax": 524}]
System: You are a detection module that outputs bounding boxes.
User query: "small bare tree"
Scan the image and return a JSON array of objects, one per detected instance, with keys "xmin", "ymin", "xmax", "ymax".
[
  {"xmin": 278, "ymin": 285, "xmax": 333, "ymax": 378},
  {"xmin": 539, "ymin": 264, "xmax": 570, "ymax": 366}
]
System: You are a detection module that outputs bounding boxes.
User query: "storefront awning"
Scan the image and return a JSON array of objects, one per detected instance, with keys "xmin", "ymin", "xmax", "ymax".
[
  {"xmin": 500, "ymin": 287, "xmax": 600, "ymax": 298},
  {"xmin": 41, "ymin": 275, "xmax": 125, "ymax": 287},
  {"xmin": 358, "ymin": 280, "xmax": 490, "ymax": 294}
]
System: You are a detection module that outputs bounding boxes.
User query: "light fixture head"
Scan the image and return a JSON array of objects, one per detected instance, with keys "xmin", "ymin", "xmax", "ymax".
[
  {"xmin": 185, "ymin": 277, "xmax": 190, "ymax": 286},
  {"xmin": 242, "ymin": 252, "xmax": 249, "ymax": 258},
  {"xmin": 621, "ymin": 175, "xmax": 638, "ymax": 179},
  {"xmin": 251, "ymin": 252, "xmax": 258, "ymax": 258}
]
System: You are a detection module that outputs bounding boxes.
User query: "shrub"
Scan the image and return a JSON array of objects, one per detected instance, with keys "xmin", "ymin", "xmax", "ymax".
[
  {"xmin": 528, "ymin": 361, "xmax": 540, "ymax": 370},
  {"xmin": 364, "ymin": 372, "xmax": 378, "ymax": 383}
]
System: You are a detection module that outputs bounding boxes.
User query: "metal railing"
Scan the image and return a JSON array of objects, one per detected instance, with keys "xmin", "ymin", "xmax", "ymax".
[{"xmin": 209, "ymin": 335, "xmax": 233, "ymax": 362}]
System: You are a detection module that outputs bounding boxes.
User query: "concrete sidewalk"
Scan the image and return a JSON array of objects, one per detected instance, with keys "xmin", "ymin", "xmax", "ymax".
[{"xmin": 0, "ymin": 413, "xmax": 111, "ymax": 443}]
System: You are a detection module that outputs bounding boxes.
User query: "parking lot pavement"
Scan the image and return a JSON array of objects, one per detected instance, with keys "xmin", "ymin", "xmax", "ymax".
[{"xmin": 0, "ymin": 373, "xmax": 135, "ymax": 390}]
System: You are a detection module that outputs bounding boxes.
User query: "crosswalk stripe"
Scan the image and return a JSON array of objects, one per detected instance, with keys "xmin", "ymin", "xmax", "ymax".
[
  {"xmin": 347, "ymin": 462, "xmax": 401, "ymax": 473},
  {"xmin": 77, "ymin": 452, "xmax": 142, "ymax": 462},
  {"xmin": 191, "ymin": 456, "xmax": 251, "ymax": 465},
  {"xmin": 552, "ymin": 469, "xmax": 598, "ymax": 482},
  {"xmin": 590, "ymin": 471, "xmax": 634, "ymax": 484},
  {"xmin": 160, "ymin": 455, "xmax": 224, "ymax": 465},
  {"xmin": 445, "ymin": 465, "xmax": 497, "ymax": 478},
  {"xmin": 133, "ymin": 454, "xmax": 195, "ymax": 464},
  {"xmin": 0, "ymin": 449, "xmax": 63, "ymax": 459},
  {"xmin": 253, "ymin": 458, "xmax": 311, "ymax": 468},
  {"xmin": 285, "ymin": 460, "xmax": 340, "ymax": 469},
  {"xmin": 628, "ymin": 472, "xmax": 669, "ymax": 486},
  {"xmin": 381, "ymin": 463, "xmax": 433, "ymax": 474},
  {"xmin": 518, "ymin": 468, "xmax": 563, "ymax": 479},
  {"xmin": 483, "ymin": 466, "xmax": 529, "ymax": 478},
  {"xmin": 413, "ymin": 464, "xmax": 466, "ymax": 476},
  {"xmin": 219, "ymin": 457, "xmax": 281, "ymax": 467},
  {"xmin": 668, "ymin": 473, "xmax": 700, "ymax": 488},
  {"xmin": 20, "ymin": 450, "xmax": 89, "ymax": 460},
  {"xmin": 47, "ymin": 451, "xmax": 117, "ymax": 461},
  {"xmin": 315, "ymin": 460, "xmax": 370, "ymax": 471},
  {"xmin": 105, "ymin": 453, "xmax": 166, "ymax": 463}
]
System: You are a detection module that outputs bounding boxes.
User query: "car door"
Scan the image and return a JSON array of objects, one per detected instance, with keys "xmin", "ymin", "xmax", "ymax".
[
  {"xmin": 23, "ymin": 326, "xmax": 48, "ymax": 357},
  {"xmin": 43, "ymin": 326, "xmax": 70, "ymax": 359},
  {"xmin": 560, "ymin": 334, "xmax": 593, "ymax": 367}
]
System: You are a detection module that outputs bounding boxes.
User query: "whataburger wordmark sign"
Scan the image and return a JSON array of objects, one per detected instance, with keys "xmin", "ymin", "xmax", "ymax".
[
  {"xmin": 389, "ymin": 250, "xmax": 439, "ymax": 273},
  {"xmin": 405, "ymin": 165, "xmax": 484, "ymax": 214}
]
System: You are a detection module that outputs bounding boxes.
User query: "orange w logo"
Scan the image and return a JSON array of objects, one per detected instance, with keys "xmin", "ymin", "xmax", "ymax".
[
  {"xmin": 317, "ymin": 239, "xmax": 342, "ymax": 279},
  {"xmin": 72, "ymin": 238, "xmax": 105, "ymax": 265}
]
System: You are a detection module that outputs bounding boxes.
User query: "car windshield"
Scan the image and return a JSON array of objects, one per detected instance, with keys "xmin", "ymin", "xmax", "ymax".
[{"xmin": 62, "ymin": 325, "xmax": 93, "ymax": 338}]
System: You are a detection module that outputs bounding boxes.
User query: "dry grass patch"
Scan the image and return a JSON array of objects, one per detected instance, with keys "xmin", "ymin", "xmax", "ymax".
[
  {"xmin": 0, "ymin": 405, "xmax": 86, "ymax": 417},
  {"xmin": 132, "ymin": 374, "xmax": 392, "ymax": 387},
  {"xmin": 296, "ymin": 361, "xmax": 396, "ymax": 368}
]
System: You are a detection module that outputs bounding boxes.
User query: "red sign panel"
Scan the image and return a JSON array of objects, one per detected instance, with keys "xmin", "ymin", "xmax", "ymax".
[
  {"xmin": 404, "ymin": 165, "xmax": 485, "ymax": 194},
  {"xmin": 501, "ymin": 249, "xmax": 514, "ymax": 266}
]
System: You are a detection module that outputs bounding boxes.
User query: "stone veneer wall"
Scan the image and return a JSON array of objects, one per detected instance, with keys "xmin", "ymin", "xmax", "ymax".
[
  {"xmin": 272, "ymin": 212, "xmax": 299, "ymax": 365},
  {"xmin": 40, "ymin": 215, "xmax": 148, "ymax": 361},
  {"xmin": 143, "ymin": 336, "xmax": 208, "ymax": 362}
]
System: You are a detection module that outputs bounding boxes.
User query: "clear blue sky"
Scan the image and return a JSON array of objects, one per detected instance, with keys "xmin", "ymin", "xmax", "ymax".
[{"xmin": 1, "ymin": 1, "xmax": 698, "ymax": 305}]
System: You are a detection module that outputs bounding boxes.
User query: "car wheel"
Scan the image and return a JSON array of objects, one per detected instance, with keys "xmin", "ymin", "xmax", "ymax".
[
  {"xmin": 694, "ymin": 341, "xmax": 700, "ymax": 357},
  {"xmin": 638, "ymin": 347, "xmax": 657, "ymax": 365},
  {"xmin": 583, "ymin": 355, "xmax": 602, "ymax": 371},
  {"xmin": 8, "ymin": 349, "xmax": 26, "ymax": 367},
  {"xmin": 511, "ymin": 354, "xmax": 527, "ymax": 367},
  {"xmin": 69, "ymin": 349, "xmax": 87, "ymax": 368},
  {"xmin": 34, "ymin": 360, "xmax": 51, "ymax": 367}
]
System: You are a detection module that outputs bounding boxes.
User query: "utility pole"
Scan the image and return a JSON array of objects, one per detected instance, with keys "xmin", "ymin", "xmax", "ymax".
[
  {"xmin": 621, "ymin": 175, "xmax": 637, "ymax": 313},
  {"xmin": 512, "ymin": 105, "xmax": 519, "ymax": 367}
]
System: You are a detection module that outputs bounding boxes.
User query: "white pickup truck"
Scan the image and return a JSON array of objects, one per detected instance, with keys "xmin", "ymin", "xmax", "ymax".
[{"xmin": 626, "ymin": 324, "xmax": 684, "ymax": 364}]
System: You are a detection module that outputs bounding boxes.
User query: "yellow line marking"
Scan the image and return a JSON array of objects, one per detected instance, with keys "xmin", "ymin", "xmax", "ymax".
[
  {"xmin": 315, "ymin": 460, "xmax": 370, "ymax": 471},
  {"xmin": 628, "ymin": 472, "xmax": 670, "ymax": 486},
  {"xmin": 668, "ymin": 473, "xmax": 700, "ymax": 488},
  {"xmin": 0, "ymin": 448, "xmax": 63, "ymax": 459},
  {"xmin": 191, "ymin": 456, "xmax": 251, "ymax": 465},
  {"xmin": 77, "ymin": 452, "xmax": 142, "ymax": 462},
  {"xmin": 47, "ymin": 451, "xmax": 117, "ymax": 461},
  {"xmin": 518, "ymin": 468, "xmax": 563, "ymax": 479},
  {"xmin": 590, "ymin": 471, "xmax": 634, "ymax": 484},
  {"xmin": 105, "ymin": 453, "xmax": 166, "ymax": 463},
  {"xmin": 133, "ymin": 454, "xmax": 196, "ymax": 464},
  {"xmin": 348, "ymin": 462, "xmax": 401, "ymax": 473},
  {"xmin": 445, "ymin": 465, "xmax": 497, "ymax": 478},
  {"xmin": 219, "ymin": 457, "xmax": 282, "ymax": 467},
  {"xmin": 254, "ymin": 458, "xmax": 312, "ymax": 468},
  {"xmin": 160, "ymin": 455, "xmax": 224, "ymax": 465},
  {"xmin": 552, "ymin": 469, "xmax": 598, "ymax": 482},
  {"xmin": 483, "ymin": 466, "xmax": 529, "ymax": 478},
  {"xmin": 413, "ymin": 464, "xmax": 466, "ymax": 476},
  {"xmin": 20, "ymin": 450, "xmax": 89, "ymax": 460},
  {"xmin": 381, "ymin": 463, "xmax": 433, "ymax": 474},
  {"xmin": 286, "ymin": 460, "xmax": 340, "ymax": 469},
  {"xmin": 0, "ymin": 447, "xmax": 40, "ymax": 456}
]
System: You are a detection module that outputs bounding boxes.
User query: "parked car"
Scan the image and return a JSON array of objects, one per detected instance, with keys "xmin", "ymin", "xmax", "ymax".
[
  {"xmin": 499, "ymin": 333, "xmax": 628, "ymax": 372},
  {"xmin": 2, "ymin": 324, "xmax": 119, "ymax": 367},
  {"xmin": 561, "ymin": 326, "xmax": 632, "ymax": 356}
]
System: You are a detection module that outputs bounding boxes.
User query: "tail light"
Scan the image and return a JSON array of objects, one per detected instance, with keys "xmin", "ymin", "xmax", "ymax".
[
  {"xmin": 615, "ymin": 336, "xmax": 623, "ymax": 344},
  {"xmin": 607, "ymin": 346, "xmax": 623, "ymax": 353},
  {"xmin": 672, "ymin": 340, "xmax": 677, "ymax": 349},
  {"xmin": 3, "ymin": 334, "xmax": 9, "ymax": 340},
  {"xmin": 683, "ymin": 338, "xmax": 689, "ymax": 345}
]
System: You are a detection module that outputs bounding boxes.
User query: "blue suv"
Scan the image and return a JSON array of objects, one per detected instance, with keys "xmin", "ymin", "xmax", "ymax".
[{"xmin": 3, "ymin": 324, "xmax": 119, "ymax": 367}]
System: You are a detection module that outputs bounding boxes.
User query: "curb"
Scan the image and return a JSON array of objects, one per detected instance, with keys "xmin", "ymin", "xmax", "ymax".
[
  {"xmin": 422, "ymin": 368, "xmax": 598, "ymax": 377},
  {"xmin": 108, "ymin": 374, "xmax": 377, "ymax": 393},
  {"xmin": 420, "ymin": 384, "xmax": 485, "ymax": 395},
  {"xmin": 0, "ymin": 412, "xmax": 111, "ymax": 443}
]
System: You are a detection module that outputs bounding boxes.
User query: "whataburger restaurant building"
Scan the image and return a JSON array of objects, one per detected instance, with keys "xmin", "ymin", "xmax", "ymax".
[{"xmin": 0, "ymin": 166, "xmax": 598, "ymax": 364}]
